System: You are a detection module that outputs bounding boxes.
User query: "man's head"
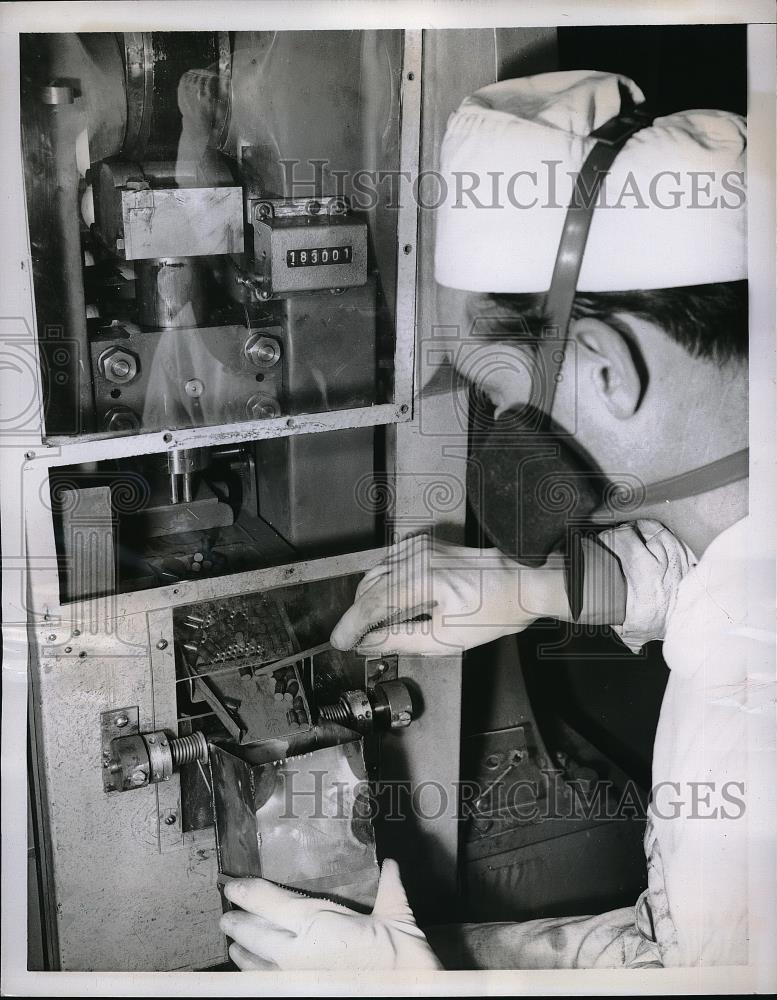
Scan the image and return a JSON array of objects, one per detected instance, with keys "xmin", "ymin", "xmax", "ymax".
[
  {"xmin": 453, "ymin": 280, "xmax": 748, "ymax": 488},
  {"xmin": 434, "ymin": 70, "xmax": 748, "ymax": 552}
]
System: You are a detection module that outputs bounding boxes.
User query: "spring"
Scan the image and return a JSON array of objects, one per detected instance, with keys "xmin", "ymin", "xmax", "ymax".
[
  {"xmin": 318, "ymin": 700, "xmax": 350, "ymax": 725},
  {"xmin": 170, "ymin": 730, "xmax": 208, "ymax": 767}
]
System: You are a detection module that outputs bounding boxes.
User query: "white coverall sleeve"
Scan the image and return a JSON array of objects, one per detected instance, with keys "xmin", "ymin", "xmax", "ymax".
[{"xmin": 596, "ymin": 520, "xmax": 697, "ymax": 653}]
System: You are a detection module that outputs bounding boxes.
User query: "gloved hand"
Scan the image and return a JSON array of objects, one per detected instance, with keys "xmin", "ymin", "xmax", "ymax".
[
  {"xmin": 330, "ymin": 533, "xmax": 567, "ymax": 655},
  {"xmin": 220, "ymin": 858, "xmax": 442, "ymax": 971},
  {"xmin": 596, "ymin": 519, "xmax": 697, "ymax": 652}
]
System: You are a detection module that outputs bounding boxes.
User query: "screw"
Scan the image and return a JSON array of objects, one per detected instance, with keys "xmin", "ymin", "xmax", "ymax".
[
  {"xmin": 64, "ymin": 646, "xmax": 72, "ymax": 653},
  {"xmin": 184, "ymin": 378, "xmax": 204, "ymax": 398},
  {"xmin": 156, "ymin": 639, "xmax": 168, "ymax": 650},
  {"xmin": 403, "ymin": 244, "xmax": 413, "ymax": 255},
  {"xmin": 78, "ymin": 651, "xmax": 87, "ymax": 659},
  {"xmin": 115, "ymin": 714, "xmax": 129, "ymax": 728},
  {"xmin": 72, "ymin": 629, "xmax": 81, "ymax": 637},
  {"xmin": 399, "ymin": 403, "xmax": 409, "ymax": 415},
  {"xmin": 164, "ymin": 813, "xmax": 177, "ymax": 826},
  {"xmin": 47, "ymin": 633, "xmax": 56, "ymax": 641},
  {"xmin": 25, "ymin": 451, "xmax": 35, "ymax": 460}
]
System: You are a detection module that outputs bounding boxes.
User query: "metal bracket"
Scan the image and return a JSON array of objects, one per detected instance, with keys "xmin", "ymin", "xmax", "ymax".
[
  {"xmin": 364, "ymin": 655, "xmax": 398, "ymax": 690},
  {"xmin": 100, "ymin": 706, "xmax": 139, "ymax": 793}
]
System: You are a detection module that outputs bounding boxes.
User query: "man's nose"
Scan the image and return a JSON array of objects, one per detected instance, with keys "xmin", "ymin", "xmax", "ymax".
[{"xmin": 457, "ymin": 342, "xmax": 538, "ymax": 413}]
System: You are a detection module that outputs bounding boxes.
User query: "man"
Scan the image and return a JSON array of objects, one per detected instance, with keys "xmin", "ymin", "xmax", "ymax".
[{"xmin": 219, "ymin": 71, "xmax": 770, "ymax": 970}]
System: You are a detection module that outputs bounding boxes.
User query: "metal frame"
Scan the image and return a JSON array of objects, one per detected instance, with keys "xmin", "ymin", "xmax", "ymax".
[{"xmin": 13, "ymin": 29, "xmax": 421, "ymax": 623}]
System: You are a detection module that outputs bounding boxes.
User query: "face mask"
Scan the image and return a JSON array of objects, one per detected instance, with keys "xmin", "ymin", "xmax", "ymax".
[{"xmin": 467, "ymin": 403, "xmax": 608, "ymax": 567}]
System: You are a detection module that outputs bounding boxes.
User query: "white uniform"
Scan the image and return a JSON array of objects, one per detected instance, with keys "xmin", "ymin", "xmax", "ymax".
[{"xmin": 429, "ymin": 516, "xmax": 772, "ymax": 969}]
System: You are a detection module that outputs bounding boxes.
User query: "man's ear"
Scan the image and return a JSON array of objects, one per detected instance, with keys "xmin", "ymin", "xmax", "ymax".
[{"xmin": 570, "ymin": 317, "xmax": 646, "ymax": 419}]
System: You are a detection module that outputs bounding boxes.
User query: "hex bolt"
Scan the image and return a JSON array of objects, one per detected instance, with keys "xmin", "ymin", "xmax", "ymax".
[
  {"xmin": 244, "ymin": 334, "xmax": 281, "ymax": 369},
  {"xmin": 245, "ymin": 393, "xmax": 281, "ymax": 420},
  {"xmin": 98, "ymin": 347, "xmax": 139, "ymax": 386},
  {"xmin": 156, "ymin": 639, "xmax": 168, "ymax": 650},
  {"xmin": 104, "ymin": 407, "xmax": 140, "ymax": 433},
  {"xmin": 130, "ymin": 769, "xmax": 147, "ymax": 787},
  {"xmin": 115, "ymin": 714, "xmax": 129, "ymax": 728}
]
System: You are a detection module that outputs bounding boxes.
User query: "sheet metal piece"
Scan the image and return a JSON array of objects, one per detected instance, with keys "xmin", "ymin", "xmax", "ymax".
[{"xmin": 210, "ymin": 740, "xmax": 379, "ymax": 911}]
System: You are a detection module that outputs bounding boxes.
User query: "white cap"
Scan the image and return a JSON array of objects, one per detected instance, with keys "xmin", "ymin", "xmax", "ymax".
[{"xmin": 434, "ymin": 70, "xmax": 747, "ymax": 292}]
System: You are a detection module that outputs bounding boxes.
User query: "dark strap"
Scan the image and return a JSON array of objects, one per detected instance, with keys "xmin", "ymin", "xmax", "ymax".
[
  {"xmin": 540, "ymin": 103, "xmax": 654, "ymax": 621},
  {"xmin": 611, "ymin": 447, "xmax": 750, "ymax": 511},
  {"xmin": 533, "ymin": 104, "xmax": 656, "ymax": 415}
]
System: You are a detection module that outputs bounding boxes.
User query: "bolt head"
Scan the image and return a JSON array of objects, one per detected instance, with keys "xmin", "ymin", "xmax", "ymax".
[
  {"xmin": 99, "ymin": 347, "xmax": 139, "ymax": 385},
  {"xmin": 104, "ymin": 407, "xmax": 140, "ymax": 433},
  {"xmin": 184, "ymin": 378, "xmax": 204, "ymax": 398},
  {"xmin": 115, "ymin": 714, "xmax": 129, "ymax": 728},
  {"xmin": 130, "ymin": 769, "xmax": 147, "ymax": 787}
]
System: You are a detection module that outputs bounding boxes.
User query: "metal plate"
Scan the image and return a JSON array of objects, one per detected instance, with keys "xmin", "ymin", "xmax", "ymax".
[
  {"xmin": 100, "ymin": 706, "xmax": 139, "ymax": 793},
  {"xmin": 120, "ymin": 186, "xmax": 244, "ymax": 260},
  {"xmin": 210, "ymin": 739, "xmax": 379, "ymax": 911}
]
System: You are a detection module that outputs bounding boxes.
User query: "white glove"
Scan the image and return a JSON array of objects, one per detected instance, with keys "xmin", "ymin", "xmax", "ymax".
[
  {"xmin": 597, "ymin": 519, "xmax": 697, "ymax": 652},
  {"xmin": 330, "ymin": 533, "xmax": 567, "ymax": 656},
  {"xmin": 220, "ymin": 859, "xmax": 442, "ymax": 971}
]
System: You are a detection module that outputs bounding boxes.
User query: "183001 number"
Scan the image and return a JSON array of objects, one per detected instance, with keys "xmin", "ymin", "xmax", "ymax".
[{"xmin": 286, "ymin": 245, "xmax": 353, "ymax": 268}]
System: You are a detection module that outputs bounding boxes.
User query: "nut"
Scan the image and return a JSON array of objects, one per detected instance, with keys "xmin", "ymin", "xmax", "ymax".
[
  {"xmin": 104, "ymin": 407, "xmax": 140, "ymax": 433},
  {"xmin": 245, "ymin": 393, "xmax": 281, "ymax": 420},
  {"xmin": 98, "ymin": 347, "xmax": 139, "ymax": 385},
  {"xmin": 244, "ymin": 334, "xmax": 281, "ymax": 369}
]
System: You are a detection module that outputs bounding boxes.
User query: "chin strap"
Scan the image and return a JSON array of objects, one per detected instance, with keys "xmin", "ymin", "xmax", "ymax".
[
  {"xmin": 535, "ymin": 101, "xmax": 656, "ymax": 416},
  {"xmin": 610, "ymin": 447, "xmax": 749, "ymax": 512},
  {"xmin": 539, "ymin": 100, "xmax": 748, "ymax": 618}
]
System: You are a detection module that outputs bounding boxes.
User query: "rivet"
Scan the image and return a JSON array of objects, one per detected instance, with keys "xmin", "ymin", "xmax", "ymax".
[
  {"xmin": 115, "ymin": 714, "xmax": 129, "ymax": 728},
  {"xmin": 156, "ymin": 639, "xmax": 168, "ymax": 650}
]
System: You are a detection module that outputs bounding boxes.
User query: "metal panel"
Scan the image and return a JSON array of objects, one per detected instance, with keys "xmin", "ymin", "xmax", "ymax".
[{"xmin": 29, "ymin": 611, "xmax": 226, "ymax": 970}]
